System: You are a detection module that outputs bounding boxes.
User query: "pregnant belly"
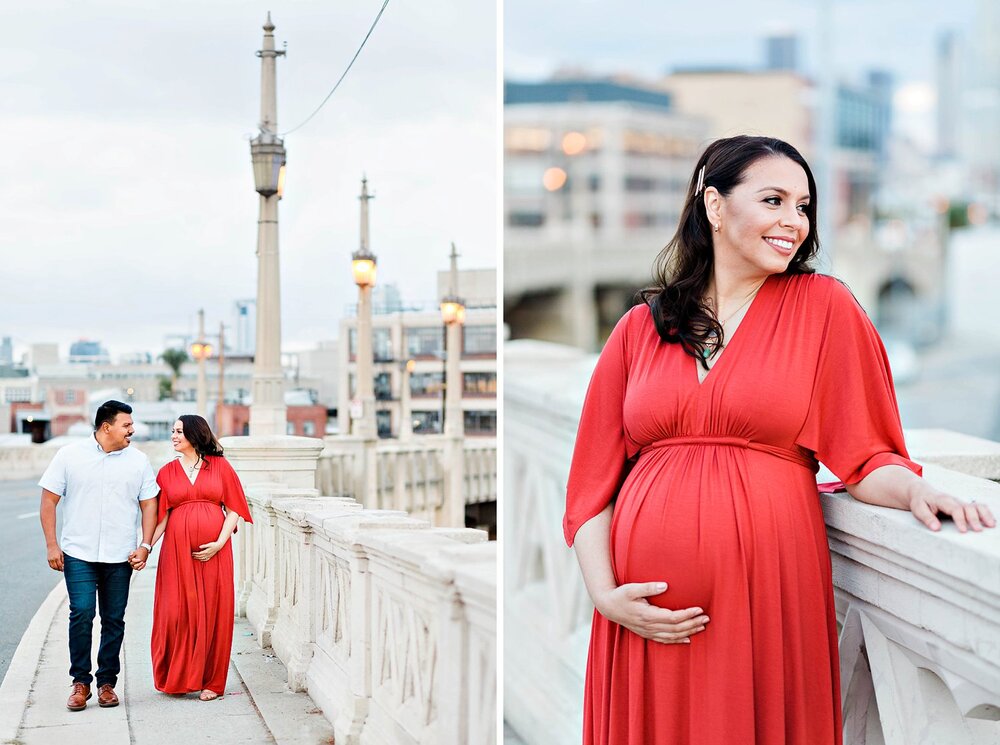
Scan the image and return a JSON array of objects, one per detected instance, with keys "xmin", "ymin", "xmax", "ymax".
[
  {"xmin": 168, "ymin": 501, "xmax": 225, "ymax": 551},
  {"xmin": 609, "ymin": 447, "xmax": 825, "ymax": 613}
]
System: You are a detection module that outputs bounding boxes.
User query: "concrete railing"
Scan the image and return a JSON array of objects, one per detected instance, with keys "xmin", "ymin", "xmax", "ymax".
[
  {"xmin": 315, "ymin": 435, "xmax": 497, "ymax": 526},
  {"xmin": 0, "ymin": 439, "xmax": 175, "ymax": 480},
  {"xmin": 222, "ymin": 435, "xmax": 496, "ymax": 745},
  {"xmin": 504, "ymin": 339, "xmax": 1000, "ymax": 745}
]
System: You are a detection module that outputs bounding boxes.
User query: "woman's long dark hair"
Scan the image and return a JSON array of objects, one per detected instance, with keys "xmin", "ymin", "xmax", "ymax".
[
  {"xmin": 178, "ymin": 414, "xmax": 224, "ymax": 467},
  {"xmin": 640, "ymin": 135, "xmax": 821, "ymax": 368}
]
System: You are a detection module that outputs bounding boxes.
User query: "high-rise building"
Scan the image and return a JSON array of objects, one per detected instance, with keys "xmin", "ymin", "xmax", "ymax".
[
  {"xmin": 0, "ymin": 337, "xmax": 12, "ymax": 366},
  {"xmin": 936, "ymin": 30, "xmax": 960, "ymax": 160},
  {"xmin": 765, "ymin": 33, "xmax": 797, "ymax": 72},
  {"xmin": 234, "ymin": 299, "xmax": 256, "ymax": 356},
  {"xmin": 340, "ymin": 269, "xmax": 497, "ymax": 438},
  {"xmin": 504, "ymin": 77, "xmax": 705, "ymax": 349},
  {"xmin": 68, "ymin": 340, "xmax": 110, "ymax": 365}
]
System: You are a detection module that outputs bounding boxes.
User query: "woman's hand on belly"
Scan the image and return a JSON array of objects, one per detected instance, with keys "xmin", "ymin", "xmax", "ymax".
[
  {"xmin": 594, "ymin": 583, "xmax": 710, "ymax": 644},
  {"xmin": 192, "ymin": 541, "xmax": 223, "ymax": 562}
]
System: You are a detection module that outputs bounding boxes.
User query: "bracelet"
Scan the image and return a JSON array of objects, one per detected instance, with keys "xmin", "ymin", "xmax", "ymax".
[{"xmin": 140, "ymin": 543, "xmax": 152, "ymax": 551}]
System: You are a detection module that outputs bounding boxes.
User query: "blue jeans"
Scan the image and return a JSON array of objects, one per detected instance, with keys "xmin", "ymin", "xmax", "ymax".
[{"xmin": 63, "ymin": 554, "xmax": 132, "ymax": 688}]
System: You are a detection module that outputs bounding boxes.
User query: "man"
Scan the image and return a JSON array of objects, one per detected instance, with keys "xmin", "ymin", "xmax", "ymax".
[{"xmin": 39, "ymin": 400, "xmax": 158, "ymax": 711}]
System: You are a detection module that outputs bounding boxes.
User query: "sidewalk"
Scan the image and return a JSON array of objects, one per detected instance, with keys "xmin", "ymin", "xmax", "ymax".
[{"xmin": 0, "ymin": 551, "xmax": 335, "ymax": 745}]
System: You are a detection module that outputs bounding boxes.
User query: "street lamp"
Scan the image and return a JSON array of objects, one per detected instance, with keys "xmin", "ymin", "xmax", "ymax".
[
  {"xmin": 441, "ymin": 243, "xmax": 466, "ymax": 527},
  {"xmin": 190, "ymin": 309, "xmax": 213, "ymax": 418},
  {"xmin": 248, "ymin": 12, "xmax": 288, "ymax": 436},
  {"xmin": 351, "ymin": 177, "xmax": 377, "ymax": 441},
  {"xmin": 250, "ymin": 141, "xmax": 286, "ymax": 198},
  {"xmin": 399, "ymin": 358, "xmax": 415, "ymax": 439},
  {"xmin": 440, "ymin": 243, "xmax": 465, "ymax": 439}
]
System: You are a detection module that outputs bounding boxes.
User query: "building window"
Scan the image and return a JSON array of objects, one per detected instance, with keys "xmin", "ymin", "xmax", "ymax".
[
  {"xmin": 64, "ymin": 389, "xmax": 77, "ymax": 403},
  {"xmin": 507, "ymin": 212, "xmax": 545, "ymax": 227},
  {"xmin": 286, "ymin": 422, "xmax": 295, "ymax": 435},
  {"xmin": 411, "ymin": 372, "xmax": 444, "ymax": 397},
  {"xmin": 303, "ymin": 420, "xmax": 315, "ymax": 436},
  {"xmin": 463, "ymin": 410, "xmax": 497, "ymax": 435},
  {"xmin": 4, "ymin": 388, "xmax": 31, "ymax": 403},
  {"xmin": 374, "ymin": 372, "xmax": 392, "ymax": 400},
  {"xmin": 412, "ymin": 410, "xmax": 441, "ymax": 434},
  {"xmin": 376, "ymin": 411, "xmax": 392, "ymax": 438},
  {"xmin": 463, "ymin": 326, "xmax": 496, "ymax": 356},
  {"xmin": 406, "ymin": 327, "xmax": 444, "ymax": 358},
  {"xmin": 463, "ymin": 372, "xmax": 496, "ymax": 396},
  {"xmin": 349, "ymin": 328, "xmax": 392, "ymax": 361},
  {"xmin": 624, "ymin": 175, "xmax": 657, "ymax": 192}
]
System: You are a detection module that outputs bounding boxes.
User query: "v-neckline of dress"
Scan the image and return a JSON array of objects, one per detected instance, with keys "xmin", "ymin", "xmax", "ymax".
[
  {"xmin": 693, "ymin": 274, "xmax": 772, "ymax": 388},
  {"xmin": 176, "ymin": 456, "xmax": 203, "ymax": 487}
]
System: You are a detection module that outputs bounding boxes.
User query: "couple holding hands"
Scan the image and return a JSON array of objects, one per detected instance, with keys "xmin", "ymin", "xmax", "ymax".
[{"xmin": 39, "ymin": 401, "xmax": 252, "ymax": 710}]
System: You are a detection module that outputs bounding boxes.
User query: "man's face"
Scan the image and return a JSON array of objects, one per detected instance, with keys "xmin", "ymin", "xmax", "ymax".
[{"xmin": 103, "ymin": 413, "xmax": 135, "ymax": 451}]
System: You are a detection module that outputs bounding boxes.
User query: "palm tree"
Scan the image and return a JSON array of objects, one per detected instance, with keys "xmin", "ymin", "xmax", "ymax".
[{"xmin": 160, "ymin": 348, "xmax": 189, "ymax": 400}]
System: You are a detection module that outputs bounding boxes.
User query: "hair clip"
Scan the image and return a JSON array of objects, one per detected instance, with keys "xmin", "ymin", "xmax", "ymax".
[{"xmin": 694, "ymin": 164, "xmax": 706, "ymax": 196}]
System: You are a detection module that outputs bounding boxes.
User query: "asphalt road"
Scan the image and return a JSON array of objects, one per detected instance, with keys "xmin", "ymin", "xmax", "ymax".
[{"xmin": 0, "ymin": 479, "xmax": 62, "ymax": 682}]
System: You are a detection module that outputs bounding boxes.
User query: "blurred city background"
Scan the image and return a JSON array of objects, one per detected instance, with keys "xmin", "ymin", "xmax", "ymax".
[
  {"xmin": 504, "ymin": 0, "xmax": 1000, "ymax": 441},
  {"xmin": 0, "ymin": 1, "xmax": 498, "ymax": 446}
]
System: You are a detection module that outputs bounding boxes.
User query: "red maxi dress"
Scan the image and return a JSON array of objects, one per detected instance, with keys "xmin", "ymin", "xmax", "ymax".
[
  {"xmin": 152, "ymin": 455, "xmax": 252, "ymax": 695},
  {"xmin": 564, "ymin": 273, "xmax": 921, "ymax": 745}
]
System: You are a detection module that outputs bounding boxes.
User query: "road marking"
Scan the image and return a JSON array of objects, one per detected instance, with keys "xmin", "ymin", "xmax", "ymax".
[{"xmin": 17, "ymin": 511, "xmax": 39, "ymax": 520}]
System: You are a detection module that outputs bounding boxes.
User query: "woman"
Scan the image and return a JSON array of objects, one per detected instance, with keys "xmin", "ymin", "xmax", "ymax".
[
  {"xmin": 565, "ymin": 135, "xmax": 995, "ymax": 744},
  {"xmin": 136, "ymin": 414, "xmax": 252, "ymax": 701}
]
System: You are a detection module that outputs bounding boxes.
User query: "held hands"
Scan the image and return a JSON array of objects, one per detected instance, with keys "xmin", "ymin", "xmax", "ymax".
[
  {"xmin": 594, "ymin": 582, "xmax": 709, "ymax": 644},
  {"xmin": 909, "ymin": 486, "xmax": 996, "ymax": 533},
  {"xmin": 128, "ymin": 546, "xmax": 150, "ymax": 571},
  {"xmin": 46, "ymin": 544, "xmax": 64, "ymax": 572},
  {"xmin": 192, "ymin": 541, "xmax": 223, "ymax": 562}
]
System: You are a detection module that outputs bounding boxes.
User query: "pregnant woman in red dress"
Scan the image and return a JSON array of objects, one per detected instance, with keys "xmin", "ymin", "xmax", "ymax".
[
  {"xmin": 565, "ymin": 136, "xmax": 995, "ymax": 744},
  {"xmin": 145, "ymin": 414, "xmax": 252, "ymax": 701}
]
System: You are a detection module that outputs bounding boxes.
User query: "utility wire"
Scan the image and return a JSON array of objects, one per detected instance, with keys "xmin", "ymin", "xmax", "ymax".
[{"xmin": 281, "ymin": 0, "xmax": 390, "ymax": 136}]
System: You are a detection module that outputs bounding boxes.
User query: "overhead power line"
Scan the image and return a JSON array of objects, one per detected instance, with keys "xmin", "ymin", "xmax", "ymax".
[{"xmin": 281, "ymin": 0, "xmax": 391, "ymax": 136}]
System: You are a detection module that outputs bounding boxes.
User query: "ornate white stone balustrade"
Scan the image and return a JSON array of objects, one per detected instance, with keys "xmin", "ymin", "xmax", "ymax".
[
  {"xmin": 222, "ymin": 435, "xmax": 496, "ymax": 745},
  {"xmin": 504, "ymin": 339, "xmax": 1000, "ymax": 745},
  {"xmin": 315, "ymin": 435, "xmax": 497, "ymax": 526}
]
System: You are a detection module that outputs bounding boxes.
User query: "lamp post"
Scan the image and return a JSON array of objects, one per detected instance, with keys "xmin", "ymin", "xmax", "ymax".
[
  {"xmin": 190, "ymin": 308, "xmax": 213, "ymax": 419},
  {"xmin": 440, "ymin": 243, "xmax": 466, "ymax": 527},
  {"xmin": 217, "ymin": 322, "xmax": 225, "ymax": 433},
  {"xmin": 249, "ymin": 12, "xmax": 288, "ymax": 436},
  {"xmin": 351, "ymin": 177, "xmax": 378, "ymax": 440},
  {"xmin": 399, "ymin": 359, "xmax": 415, "ymax": 439},
  {"xmin": 350, "ymin": 177, "xmax": 378, "ymax": 508},
  {"xmin": 440, "ymin": 242, "xmax": 466, "ymax": 438}
]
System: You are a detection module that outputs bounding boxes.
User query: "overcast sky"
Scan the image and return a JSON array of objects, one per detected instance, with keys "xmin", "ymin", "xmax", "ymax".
[
  {"xmin": 504, "ymin": 0, "xmax": 979, "ymax": 149},
  {"xmin": 1, "ymin": 0, "xmax": 497, "ymax": 358}
]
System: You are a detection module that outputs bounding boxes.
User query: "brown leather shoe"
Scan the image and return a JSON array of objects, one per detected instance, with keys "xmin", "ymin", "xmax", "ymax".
[
  {"xmin": 97, "ymin": 684, "xmax": 119, "ymax": 708},
  {"xmin": 67, "ymin": 682, "xmax": 91, "ymax": 711}
]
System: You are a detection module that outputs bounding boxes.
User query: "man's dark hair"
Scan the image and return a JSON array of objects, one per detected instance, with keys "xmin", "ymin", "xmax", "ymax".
[{"xmin": 95, "ymin": 400, "xmax": 133, "ymax": 429}]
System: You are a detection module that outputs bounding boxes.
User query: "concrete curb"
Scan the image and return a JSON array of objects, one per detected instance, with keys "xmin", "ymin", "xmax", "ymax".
[
  {"xmin": 0, "ymin": 580, "xmax": 67, "ymax": 744},
  {"xmin": 230, "ymin": 617, "xmax": 336, "ymax": 745}
]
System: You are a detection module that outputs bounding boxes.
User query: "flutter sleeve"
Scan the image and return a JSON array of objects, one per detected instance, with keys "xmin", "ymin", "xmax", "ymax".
[
  {"xmin": 218, "ymin": 457, "xmax": 253, "ymax": 525},
  {"xmin": 155, "ymin": 466, "xmax": 171, "ymax": 523},
  {"xmin": 563, "ymin": 308, "xmax": 636, "ymax": 546},
  {"xmin": 795, "ymin": 279, "xmax": 922, "ymax": 486}
]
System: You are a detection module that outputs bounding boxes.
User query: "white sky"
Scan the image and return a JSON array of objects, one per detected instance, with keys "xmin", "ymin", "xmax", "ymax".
[{"xmin": 1, "ymin": 0, "xmax": 498, "ymax": 359}]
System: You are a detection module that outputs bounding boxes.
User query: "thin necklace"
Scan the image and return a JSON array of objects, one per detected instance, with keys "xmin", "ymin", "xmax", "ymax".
[
  {"xmin": 184, "ymin": 455, "xmax": 201, "ymax": 478},
  {"xmin": 703, "ymin": 280, "xmax": 766, "ymax": 359}
]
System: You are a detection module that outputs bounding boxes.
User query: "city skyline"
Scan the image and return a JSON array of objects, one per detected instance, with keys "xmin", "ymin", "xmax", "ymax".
[
  {"xmin": 504, "ymin": 0, "xmax": 979, "ymax": 151},
  {"xmin": 1, "ymin": 0, "xmax": 497, "ymax": 359}
]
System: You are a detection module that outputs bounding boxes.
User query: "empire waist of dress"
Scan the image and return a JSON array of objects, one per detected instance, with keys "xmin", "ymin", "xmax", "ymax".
[{"xmin": 639, "ymin": 435, "xmax": 819, "ymax": 473}]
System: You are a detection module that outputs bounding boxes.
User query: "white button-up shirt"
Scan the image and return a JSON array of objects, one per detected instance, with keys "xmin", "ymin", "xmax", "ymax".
[{"xmin": 39, "ymin": 436, "xmax": 159, "ymax": 563}]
